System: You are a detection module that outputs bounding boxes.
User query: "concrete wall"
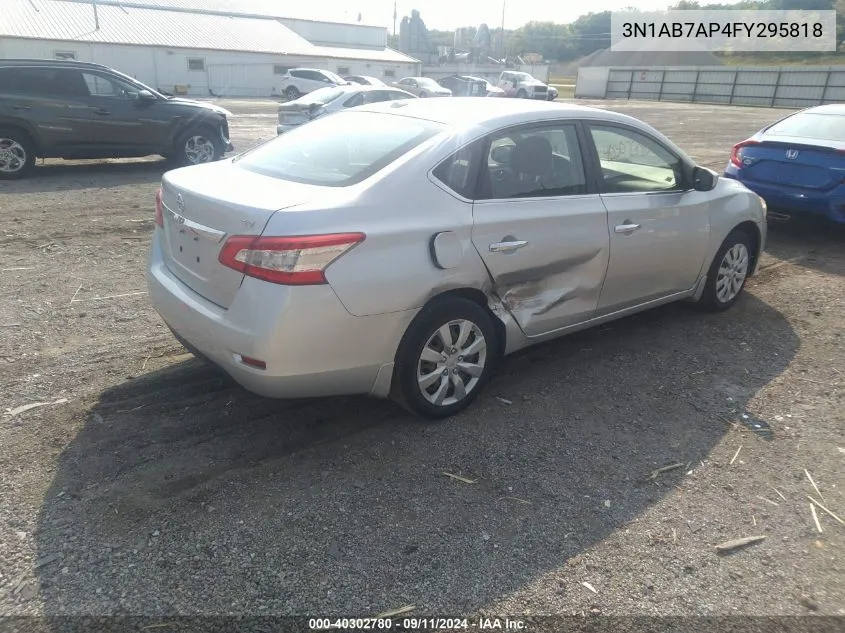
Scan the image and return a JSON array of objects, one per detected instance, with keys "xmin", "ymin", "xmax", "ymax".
[
  {"xmin": 577, "ymin": 65, "xmax": 845, "ymax": 109},
  {"xmin": 0, "ymin": 38, "xmax": 418, "ymax": 97}
]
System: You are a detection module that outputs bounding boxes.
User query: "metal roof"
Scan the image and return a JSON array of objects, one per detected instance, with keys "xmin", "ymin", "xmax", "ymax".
[
  {"xmin": 1, "ymin": 0, "xmax": 419, "ymax": 63},
  {"xmin": 59, "ymin": 0, "xmax": 382, "ymax": 26}
]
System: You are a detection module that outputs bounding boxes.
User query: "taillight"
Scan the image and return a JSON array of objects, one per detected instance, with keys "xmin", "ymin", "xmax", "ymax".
[
  {"xmin": 154, "ymin": 188, "xmax": 163, "ymax": 227},
  {"xmin": 730, "ymin": 140, "xmax": 759, "ymax": 169},
  {"xmin": 218, "ymin": 233, "xmax": 365, "ymax": 285}
]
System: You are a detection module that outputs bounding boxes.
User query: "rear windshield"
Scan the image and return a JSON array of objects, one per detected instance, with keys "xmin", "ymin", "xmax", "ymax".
[
  {"xmin": 304, "ymin": 86, "xmax": 349, "ymax": 104},
  {"xmin": 766, "ymin": 112, "xmax": 845, "ymax": 142},
  {"xmin": 236, "ymin": 111, "xmax": 444, "ymax": 186}
]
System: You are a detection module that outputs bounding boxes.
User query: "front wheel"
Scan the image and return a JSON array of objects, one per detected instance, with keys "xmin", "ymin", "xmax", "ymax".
[
  {"xmin": 0, "ymin": 129, "xmax": 36, "ymax": 180},
  {"xmin": 419, "ymin": 91, "xmax": 428, "ymax": 98},
  {"xmin": 284, "ymin": 86, "xmax": 300, "ymax": 100},
  {"xmin": 517, "ymin": 89, "xmax": 528, "ymax": 99},
  {"xmin": 697, "ymin": 229, "xmax": 754, "ymax": 312},
  {"xmin": 174, "ymin": 128, "xmax": 223, "ymax": 167},
  {"xmin": 393, "ymin": 298, "xmax": 498, "ymax": 420}
]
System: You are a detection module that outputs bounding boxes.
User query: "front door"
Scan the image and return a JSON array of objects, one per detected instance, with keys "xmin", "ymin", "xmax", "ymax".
[
  {"xmin": 585, "ymin": 123, "xmax": 711, "ymax": 314},
  {"xmin": 470, "ymin": 121, "xmax": 610, "ymax": 337},
  {"xmin": 77, "ymin": 70, "xmax": 163, "ymax": 153}
]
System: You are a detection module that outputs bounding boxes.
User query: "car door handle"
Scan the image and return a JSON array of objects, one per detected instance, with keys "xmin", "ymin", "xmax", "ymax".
[
  {"xmin": 12, "ymin": 105, "xmax": 31, "ymax": 111},
  {"xmin": 93, "ymin": 108, "xmax": 111, "ymax": 115},
  {"xmin": 489, "ymin": 240, "xmax": 528, "ymax": 253},
  {"xmin": 614, "ymin": 222, "xmax": 642, "ymax": 234}
]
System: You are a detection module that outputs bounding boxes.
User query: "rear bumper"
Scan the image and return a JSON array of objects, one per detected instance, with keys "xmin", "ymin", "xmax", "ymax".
[
  {"xmin": 724, "ymin": 170, "xmax": 845, "ymax": 224},
  {"xmin": 146, "ymin": 232, "xmax": 415, "ymax": 399}
]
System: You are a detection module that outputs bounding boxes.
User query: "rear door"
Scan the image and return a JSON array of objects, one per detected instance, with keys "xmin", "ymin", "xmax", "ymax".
[
  {"xmin": 584, "ymin": 122, "xmax": 711, "ymax": 313},
  {"xmin": 469, "ymin": 120, "xmax": 610, "ymax": 337},
  {"xmin": 0, "ymin": 66, "xmax": 92, "ymax": 152}
]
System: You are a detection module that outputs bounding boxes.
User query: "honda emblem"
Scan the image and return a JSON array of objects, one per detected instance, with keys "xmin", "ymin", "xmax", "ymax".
[{"xmin": 785, "ymin": 149, "xmax": 799, "ymax": 160}]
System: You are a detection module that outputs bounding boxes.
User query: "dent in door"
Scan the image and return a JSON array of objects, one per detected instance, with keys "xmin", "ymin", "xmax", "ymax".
[{"xmin": 494, "ymin": 246, "xmax": 607, "ymax": 333}]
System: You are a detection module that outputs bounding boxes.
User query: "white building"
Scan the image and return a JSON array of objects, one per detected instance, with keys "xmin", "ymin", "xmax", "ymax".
[{"xmin": 0, "ymin": 0, "xmax": 421, "ymax": 97}]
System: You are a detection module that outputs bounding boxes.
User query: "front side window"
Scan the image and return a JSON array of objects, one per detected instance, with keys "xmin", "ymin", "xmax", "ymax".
[
  {"xmin": 236, "ymin": 111, "xmax": 444, "ymax": 187},
  {"xmin": 81, "ymin": 72, "xmax": 140, "ymax": 99},
  {"xmin": 588, "ymin": 125, "xmax": 683, "ymax": 193},
  {"xmin": 478, "ymin": 123, "xmax": 587, "ymax": 200}
]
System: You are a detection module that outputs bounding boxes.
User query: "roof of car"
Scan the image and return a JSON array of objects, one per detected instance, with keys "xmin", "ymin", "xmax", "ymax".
[
  {"xmin": 0, "ymin": 58, "xmax": 112, "ymax": 70},
  {"xmin": 354, "ymin": 97, "xmax": 628, "ymax": 127}
]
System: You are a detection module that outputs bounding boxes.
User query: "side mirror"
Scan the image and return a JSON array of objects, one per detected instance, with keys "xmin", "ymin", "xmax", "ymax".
[
  {"xmin": 490, "ymin": 144, "xmax": 513, "ymax": 165},
  {"xmin": 692, "ymin": 165, "xmax": 718, "ymax": 191},
  {"xmin": 137, "ymin": 89, "xmax": 156, "ymax": 103}
]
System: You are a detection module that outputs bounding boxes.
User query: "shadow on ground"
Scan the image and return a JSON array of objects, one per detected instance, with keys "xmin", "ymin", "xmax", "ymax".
[
  {"xmin": 34, "ymin": 293, "xmax": 797, "ymax": 618},
  {"xmin": 764, "ymin": 217, "xmax": 845, "ymax": 277},
  {"xmin": 0, "ymin": 159, "xmax": 167, "ymax": 194}
]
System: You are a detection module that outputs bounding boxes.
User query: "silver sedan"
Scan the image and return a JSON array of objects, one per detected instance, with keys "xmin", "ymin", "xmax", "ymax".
[
  {"xmin": 276, "ymin": 84, "xmax": 415, "ymax": 135},
  {"xmin": 147, "ymin": 98, "xmax": 767, "ymax": 419}
]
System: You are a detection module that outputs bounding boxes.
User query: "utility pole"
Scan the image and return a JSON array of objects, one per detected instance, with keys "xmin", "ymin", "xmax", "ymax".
[
  {"xmin": 500, "ymin": 1, "xmax": 506, "ymax": 64},
  {"xmin": 393, "ymin": 1, "xmax": 397, "ymax": 38},
  {"xmin": 93, "ymin": 0, "xmax": 100, "ymax": 30}
]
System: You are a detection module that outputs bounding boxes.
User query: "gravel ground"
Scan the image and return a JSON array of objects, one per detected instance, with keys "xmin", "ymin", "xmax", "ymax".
[{"xmin": 0, "ymin": 98, "xmax": 843, "ymax": 628}]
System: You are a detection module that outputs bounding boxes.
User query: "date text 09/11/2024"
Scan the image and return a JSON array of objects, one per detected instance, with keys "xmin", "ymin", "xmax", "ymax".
[
  {"xmin": 308, "ymin": 617, "xmax": 526, "ymax": 630},
  {"xmin": 621, "ymin": 21, "xmax": 824, "ymax": 39}
]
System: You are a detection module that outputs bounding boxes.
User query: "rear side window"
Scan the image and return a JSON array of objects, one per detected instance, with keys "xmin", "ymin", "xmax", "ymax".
[
  {"xmin": 236, "ymin": 111, "xmax": 444, "ymax": 187},
  {"xmin": 766, "ymin": 112, "xmax": 845, "ymax": 142},
  {"xmin": 0, "ymin": 67, "xmax": 60, "ymax": 95},
  {"xmin": 432, "ymin": 140, "xmax": 484, "ymax": 199}
]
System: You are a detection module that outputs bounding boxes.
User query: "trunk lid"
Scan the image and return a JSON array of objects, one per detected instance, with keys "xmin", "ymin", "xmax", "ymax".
[
  {"xmin": 278, "ymin": 101, "xmax": 323, "ymax": 126},
  {"xmin": 740, "ymin": 137, "xmax": 845, "ymax": 191},
  {"xmin": 159, "ymin": 161, "xmax": 316, "ymax": 308}
]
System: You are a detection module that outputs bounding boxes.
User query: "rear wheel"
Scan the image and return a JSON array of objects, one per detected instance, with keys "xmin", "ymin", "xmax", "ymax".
[
  {"xmin": 419, "ymin": 91, "xmax": 429, "ymax": 98},
  {"xmin": 393, "ymin": 297, "xmax": 498, "ymax": 420},
  {"xmin": 284, "ymin": 86, "xmax": 300, "ymax": 100},
  {"xmin": 697, "ymin": 229, "xmax": 753, "ymax": 312},
  {"xmin": 173, "ymin": 128, "xmax": 223, "ymax": 167},
  {"xmin": 0, "ymin": 128, "xmax": 36, "ymax": 180}
]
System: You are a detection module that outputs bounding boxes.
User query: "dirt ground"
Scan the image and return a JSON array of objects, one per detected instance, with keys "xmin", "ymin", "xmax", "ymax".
[{"xmin": 0, "ymin": 98, "xmax": 843, "ymax": 626}]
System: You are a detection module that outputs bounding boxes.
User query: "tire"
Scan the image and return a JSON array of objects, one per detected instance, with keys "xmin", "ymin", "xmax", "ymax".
[
  {"xmin": 517, "ymin": 89, "xmax": 528, "ymax": 99},
  {"xmin": 419, "ymin": 91, "xmax": 428, "ymax": 98},
  {"xmin": 173, "ymin": 127, "xmax": 224, "ymax": 167},
  {"xmin": 0, "ymin": 128, "xmax": 36, "ymax": 180},
  {"xmin": 697, "ymin": 228, "xmax": 754, "ymax": 312},
  {"xmin": 284, "ymin": 86, "xmax": 300, "ymax": 100},
  {"xmin": 393, "ymin": 297, "xmax": 498, "ymax": 420}
]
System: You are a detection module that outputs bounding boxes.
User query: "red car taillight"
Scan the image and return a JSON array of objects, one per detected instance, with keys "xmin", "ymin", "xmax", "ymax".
[
  {"xmin": 218, "ymin": 233, "xmax": 365, "ymax": 285},
  {"xmin": 730, "ymin": 139, "xmax": 759, "ymax": 169},
  {"xmin": 154, "ymin": 188, "xmax": 164, "ymax": 227}
]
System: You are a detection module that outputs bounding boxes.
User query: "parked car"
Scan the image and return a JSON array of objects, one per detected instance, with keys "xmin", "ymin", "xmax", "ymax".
[
  {"xmin": 0, "ymin": 58, "xmax": 233, "ymax": 180},
  {"xmin": 723, "ymin": 104, "xmax": 845, "ymax": 224},
  {"xmin": 147, "ymin": 98, "xmax": 766, "ymax": 419},
  {"xmin": 276, "ymin": 84, "xmax": 415, "ymax": 134},
  {"xmin": 393, "ymin": 77, "xmax": 452, "ymax": 98},
  {"xmin": 497, "ymin": 70, "xmax": 549, "ymax": 99},
  {"xmin": 344, "ymin": 75, "xmax": 386, "ymax": 86},
  {"xmin": 277, "ymin": 68, "xmax": 348, "ymax": 100},
  {"xmin": 436, "ymin": 75, "xmax": 488, "ymax": 97},
  {"xmin": 465, "ymin": 76, "xmax": 507, "ymax": 98}
]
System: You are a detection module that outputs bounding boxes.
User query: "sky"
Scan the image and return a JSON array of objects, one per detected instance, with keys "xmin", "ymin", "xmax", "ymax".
[{"xmin": 287, "ymin": 0, "xmax": 746, "ymax": 32}]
